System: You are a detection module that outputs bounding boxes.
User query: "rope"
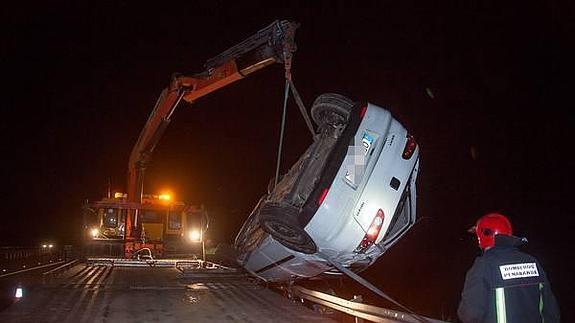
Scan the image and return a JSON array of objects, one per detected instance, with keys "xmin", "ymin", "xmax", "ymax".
[
  {"xmin": 288, "ymin": 79, "xmax": 316, "ymax": 136},
  {"xmin": 273, "ymin": 33, "xmax": 315, "ymax": 188},
  {"xmin": 274, "ymin": 79, "xmax": 290, "ymax": 188}
]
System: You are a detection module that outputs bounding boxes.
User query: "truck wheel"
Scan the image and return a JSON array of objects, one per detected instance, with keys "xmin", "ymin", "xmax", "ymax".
[
  {"xmin": 311, "ymin": 93, "xmax": 355, "ymax": 127},
  {"xmin": 259, "ymin": 203, "xmax": 317, "ymax": 254}
]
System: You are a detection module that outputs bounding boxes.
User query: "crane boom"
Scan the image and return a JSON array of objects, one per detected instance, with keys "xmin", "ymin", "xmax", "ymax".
[{"xmin": 125, "ymin": 20, "xmax": 299, "ymax": 242}]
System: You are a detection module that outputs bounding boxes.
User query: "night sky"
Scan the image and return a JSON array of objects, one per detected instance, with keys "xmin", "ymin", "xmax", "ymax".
[{"xmin": 2, "ymin": 1, "xmax": 574, "ymax": 320}]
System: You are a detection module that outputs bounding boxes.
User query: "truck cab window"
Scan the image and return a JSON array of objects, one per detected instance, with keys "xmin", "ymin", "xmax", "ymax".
[
  {"xmin": 141, "ymin": 210, "xmax": 162, "ymax": 223},
  {"xmin": 103, "ymin": 209, "xmax": 119, "ymax": 228},
  {"xmin": 168, "ymin": 211, "xmax": 182, "ymax": 230}
]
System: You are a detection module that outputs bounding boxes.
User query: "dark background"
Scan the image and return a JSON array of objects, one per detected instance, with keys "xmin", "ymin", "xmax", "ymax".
[{"xmin": 1, "ymin": 1, "xmax": 573, "ymax": 321}]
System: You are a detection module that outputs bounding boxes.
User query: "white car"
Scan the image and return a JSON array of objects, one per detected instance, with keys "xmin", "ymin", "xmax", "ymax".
[{"xmin": 235, "ymin": 93, "xmax": 420, "ymax": 282}]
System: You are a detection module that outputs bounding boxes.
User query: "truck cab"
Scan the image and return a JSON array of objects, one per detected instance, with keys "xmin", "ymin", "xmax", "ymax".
[{"xmin": 83, "ymin": 193, "xmax": 207, "ymax": 258}]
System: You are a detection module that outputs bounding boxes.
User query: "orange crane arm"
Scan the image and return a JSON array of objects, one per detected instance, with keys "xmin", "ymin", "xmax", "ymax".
[{"xmin": 125, "ymin": 20, "xmax": 298, "ymax": 239}]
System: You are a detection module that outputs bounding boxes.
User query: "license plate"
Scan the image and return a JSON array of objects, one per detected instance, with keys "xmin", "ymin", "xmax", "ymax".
[{"xmin": 361, "ymin": 132, "xmax": 374, "ymax": 155}]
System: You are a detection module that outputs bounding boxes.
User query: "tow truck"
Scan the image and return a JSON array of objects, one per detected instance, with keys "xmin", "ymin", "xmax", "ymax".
[
  {"xmin": 83, "ymin": 192, "xmax": 209, "ymax": 258},
  {"xmin": 83, "ymin": 19, "xmax": 298, "ymax": 259}
]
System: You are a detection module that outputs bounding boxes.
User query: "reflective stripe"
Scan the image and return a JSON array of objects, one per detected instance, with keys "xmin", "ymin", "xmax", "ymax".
[
  {"xmin": 495, "ymin": 287, "xmax": 507, "ymax": 323},
  {"xmin": 539, "ymin": 283, "xmax": 545, "ymax": 323}
]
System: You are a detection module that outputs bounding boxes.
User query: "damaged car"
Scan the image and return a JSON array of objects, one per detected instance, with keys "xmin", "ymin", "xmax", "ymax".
[{"xmin": 235, "ymin": 93, "xmax": 420, "ymax": 282}]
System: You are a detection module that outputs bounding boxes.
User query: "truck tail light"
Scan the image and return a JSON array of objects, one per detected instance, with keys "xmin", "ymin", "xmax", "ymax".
[
  {"xmin": 317, "ymin": 188, "xmax": 329, "ymax": 206},
  {"xmin": 355, "ymin": 209, "xmax": 385, "ymax": 253},
  {"xmin": 402, "ymin": 134, "xmax": 417, "ymax": 160}
]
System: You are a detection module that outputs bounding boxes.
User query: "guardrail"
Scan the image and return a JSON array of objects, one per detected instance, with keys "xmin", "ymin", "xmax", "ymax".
[
  {"xmin": 1, "ymin": 246, "xmax": 71, "ymax": 262},
  {"xmin": 0, "ymin": 261, "xmax": 66, "ymax": 279},
  {"xmin": 42, "ymin": 259, "xmax": 79, "ymax": 278},
  {"xmin": 292, "ymin": 286, "xmax": 450, "ymax": 323}
]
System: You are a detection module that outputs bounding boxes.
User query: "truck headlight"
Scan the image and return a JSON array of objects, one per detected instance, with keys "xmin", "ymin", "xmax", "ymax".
[{"xmin": 188, "ymin": 230, "xmax": 202, "ymax": 242}]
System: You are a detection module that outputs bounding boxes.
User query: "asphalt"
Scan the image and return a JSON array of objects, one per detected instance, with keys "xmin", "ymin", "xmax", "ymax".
[{"xmin": 0, "ymin": 264, "xmax": 336, "ymax": 322}]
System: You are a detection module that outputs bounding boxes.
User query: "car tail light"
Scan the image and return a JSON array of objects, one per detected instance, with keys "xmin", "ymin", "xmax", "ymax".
[
  {"xmin": 402, "ymin": 134, "xmax": 417, "ymax": 159},
  {"xmin": 317, "ymin": 188, "xmax": 329, "ymax": 206},
  {"xmin": 355, "ymin": 209, "xmax": 385, "ymax": 253},
  {"xmin": 360, "ymin": 105, "xmax": 367, "ymax": 118}
]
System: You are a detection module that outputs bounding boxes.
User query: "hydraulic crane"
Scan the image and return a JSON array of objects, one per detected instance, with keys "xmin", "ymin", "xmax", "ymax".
[{"xmin": 122, "ymin": 20, "xmax": 299, "ymax": 257}]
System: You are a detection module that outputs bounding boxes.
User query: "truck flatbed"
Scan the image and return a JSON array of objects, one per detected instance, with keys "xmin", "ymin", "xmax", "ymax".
[{"xmin": 0, "ymin": 263, "xmax": 335, "ymax": 322}]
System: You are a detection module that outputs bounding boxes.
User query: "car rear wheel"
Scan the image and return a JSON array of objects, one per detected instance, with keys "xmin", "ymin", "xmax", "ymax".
[
  {"xmin": 311, "ymin": 93, "xmax": 355, "ymax": 127},
  {"xmin": 259, "ymin": 203, "xmax": 317, "ymax": 254}
]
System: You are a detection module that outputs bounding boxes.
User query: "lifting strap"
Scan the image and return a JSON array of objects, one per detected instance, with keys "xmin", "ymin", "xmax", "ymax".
[
  {"xmin": 274, "ymin": 79, "xmax": 290, "ymax": 187},
  {"xmin": 319, "ymin": 252, "xmax": 431, "ymax": 323},
  {"xmin": 273, "ymin": 48, "xmax": 316, "ymax": 188},
  {"xmin": 288, "ymin": 78, "xmax": 316, "ymax": 137},
  {"xmin": 281, "ymin": 26, "xmax": 315, "ymax": 137}
]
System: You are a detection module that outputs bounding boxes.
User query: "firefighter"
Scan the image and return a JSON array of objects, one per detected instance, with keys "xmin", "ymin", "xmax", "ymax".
[{"xmin": 458, "ymin": 213, "xmax": 560, "ymax": 322}]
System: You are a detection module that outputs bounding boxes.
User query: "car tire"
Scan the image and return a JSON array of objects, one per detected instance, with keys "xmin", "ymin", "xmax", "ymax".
[
  {"xmin": 311, "ymin": 93, "xmax": 355, "ymax": 127},
  {"xmin": 259, "ymin": 203, "xmax": 317, "ymax": 254}
]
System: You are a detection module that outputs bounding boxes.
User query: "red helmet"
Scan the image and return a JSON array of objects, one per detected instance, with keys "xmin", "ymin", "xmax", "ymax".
[{"xmin": 475, "ymin": 213, "xmax": 513, "ymax": 250}]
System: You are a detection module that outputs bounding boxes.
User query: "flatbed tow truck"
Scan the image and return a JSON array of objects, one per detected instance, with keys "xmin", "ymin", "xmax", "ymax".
[{"xmin": 0, "ymin": 21, "xmax": 449, "ymax": 322}]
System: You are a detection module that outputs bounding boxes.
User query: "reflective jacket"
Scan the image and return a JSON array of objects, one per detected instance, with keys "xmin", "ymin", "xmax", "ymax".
[{"xmin": 458, "ymin": 235, "xmax": 560, "ymax": 323}]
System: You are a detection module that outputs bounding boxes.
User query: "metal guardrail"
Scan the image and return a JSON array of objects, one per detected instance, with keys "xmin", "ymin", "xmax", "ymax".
[
  {"xmin": 42, "ymin": 259, "xmax": 79, "ymax": 277},
  {"xmin": 292, "ymin": 286, "xmax": 450, "ymax": 323},
  {"xmin": 0, "ymin": 245, "xmax": 71, "ymax": 262},
  {"xmin": 86, "ymin": 258, "xmax": 172, "ymax": 267},
  {"xmin": 85, "ymin": 257, "xmax": 236, "ymax": 269},
  {"xmin": 0, "ymin": 261, "xmax": 66, "ymax": 279},
  {"xmin": 85, "ymin": 257, "xmax": 245, "ymax": 280}
]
